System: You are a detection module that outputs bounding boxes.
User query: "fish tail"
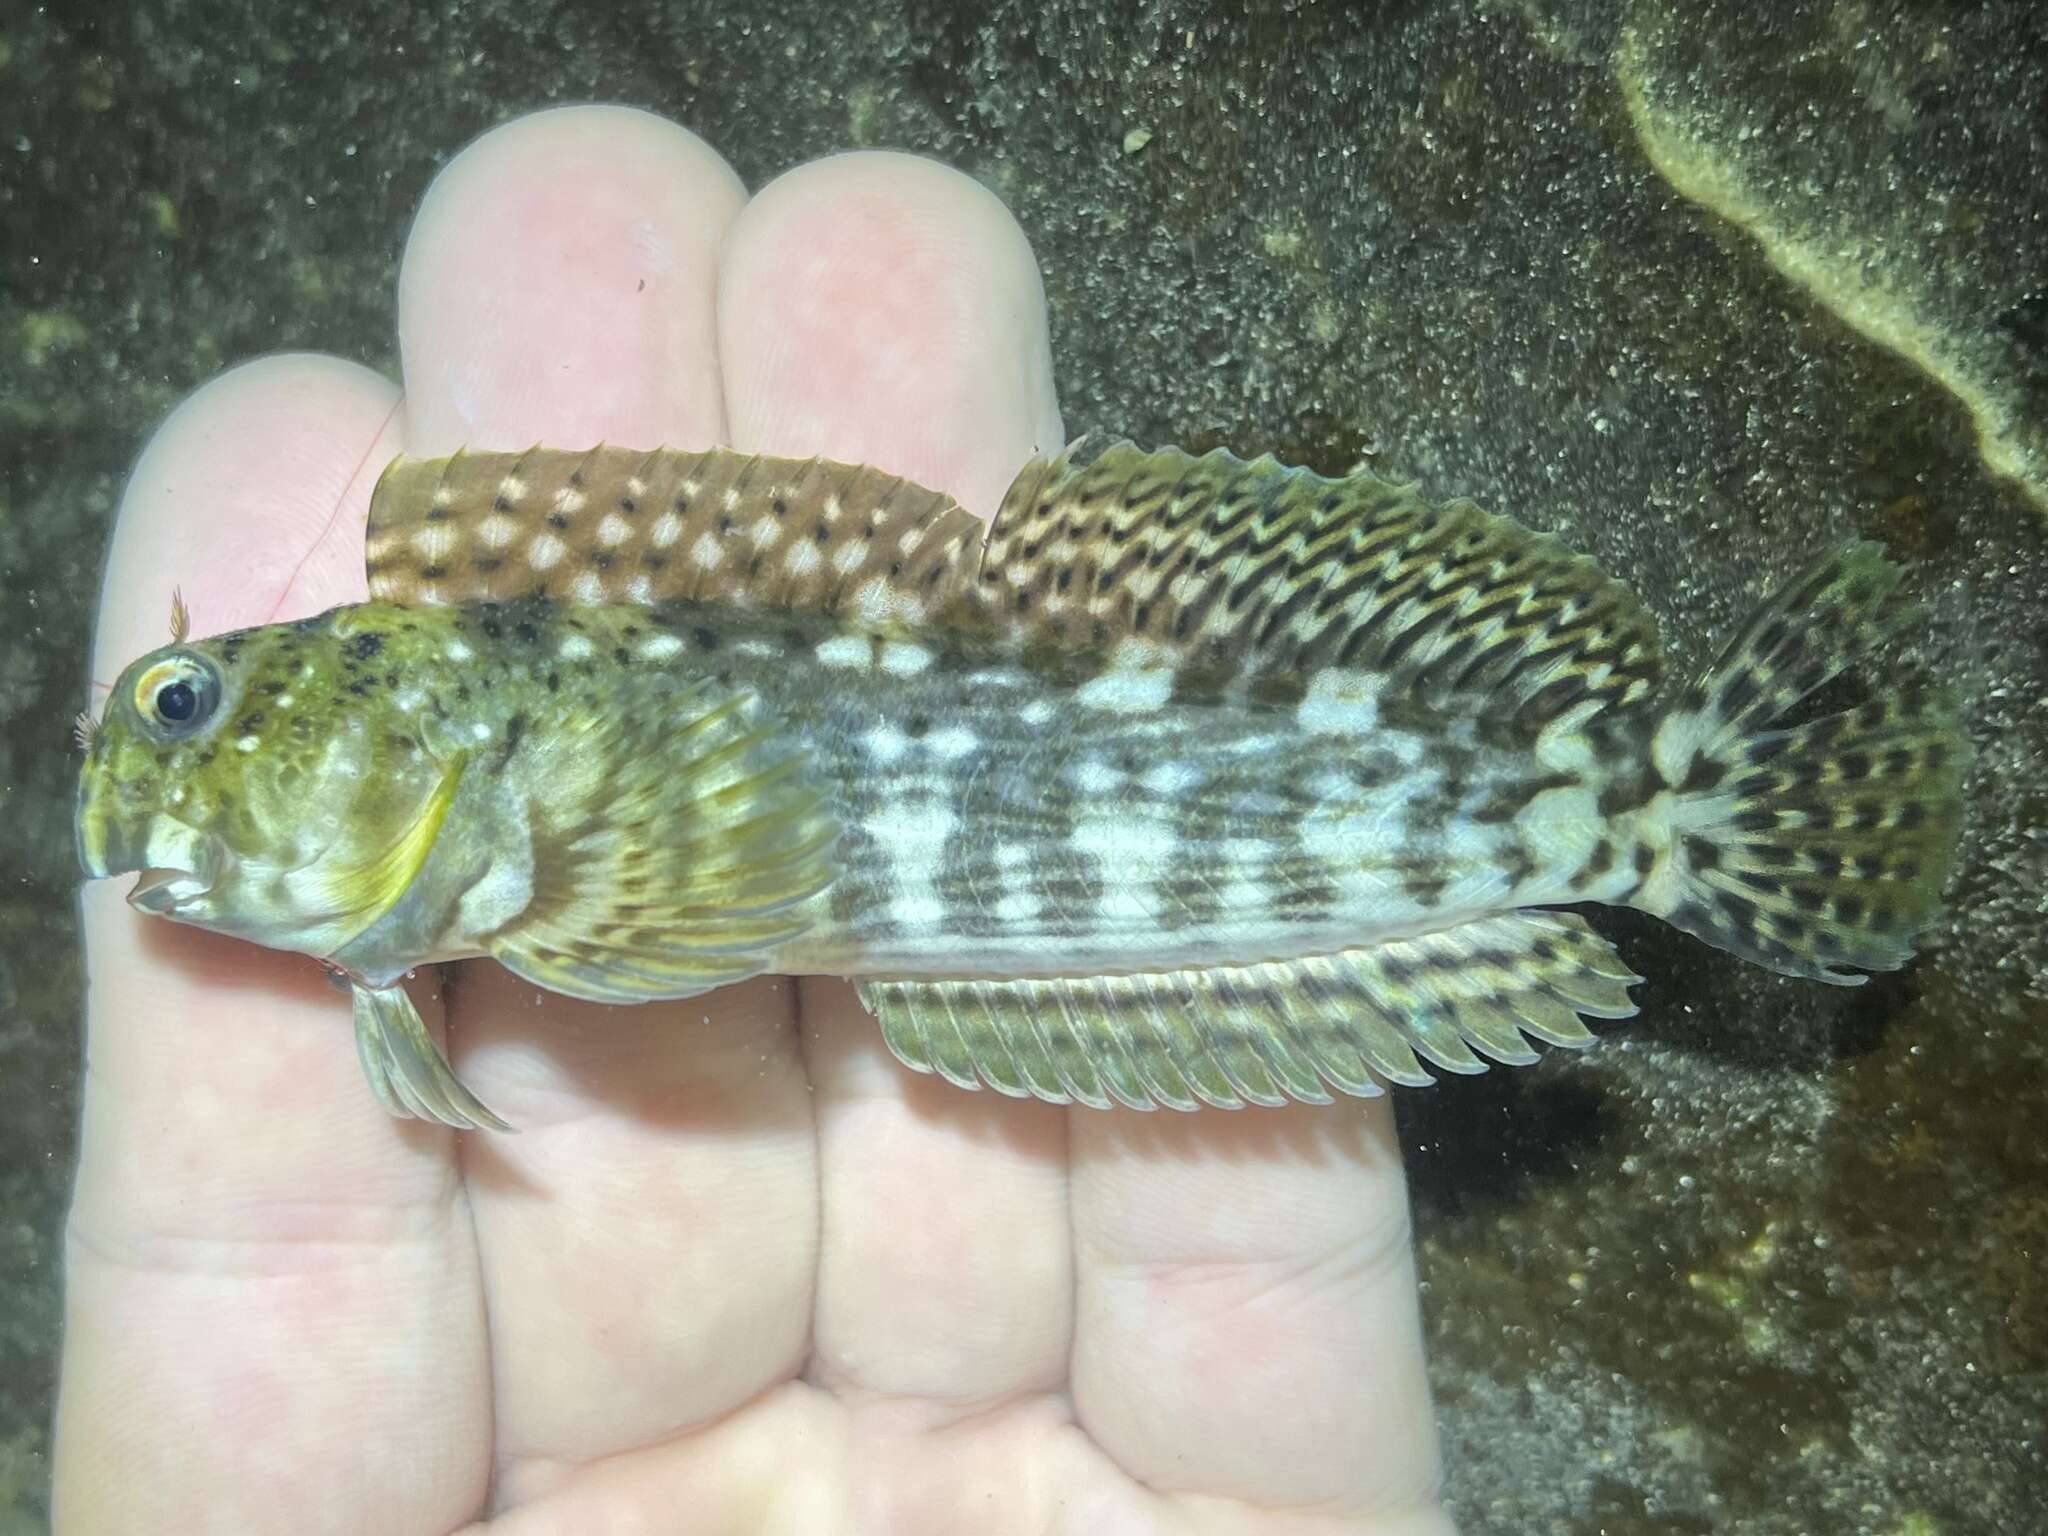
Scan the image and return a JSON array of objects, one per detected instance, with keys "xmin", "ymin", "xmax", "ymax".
[{"xmin": 1632, "ymin": 542, "xmax": 1969, "ymax": 983}]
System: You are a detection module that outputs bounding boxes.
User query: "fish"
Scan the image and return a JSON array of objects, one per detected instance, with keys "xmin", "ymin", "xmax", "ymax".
[{"xmin": 75, "ymin": 442, "xmax": 1970, "ymax": 1131}]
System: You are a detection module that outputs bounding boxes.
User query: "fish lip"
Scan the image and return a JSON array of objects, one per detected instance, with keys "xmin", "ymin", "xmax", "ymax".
[
  {"xmin": 126, "ymin": 865, "xmax": 214, "ymax": 915},
  {"xmin": 78, "ymin": 813, "xmax": 224, "ymax": 913}
]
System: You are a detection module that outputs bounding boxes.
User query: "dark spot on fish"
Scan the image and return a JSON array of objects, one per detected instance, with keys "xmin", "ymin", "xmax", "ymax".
[
  {"xmin": 593, "ymin": 551, "xmax": 615, "ymax": 571},
  {"xmin": 421, "ymin": 563, "xmax": 448, "ymax": 579},
  {"xmin": 1680, "ymin": 756, "xmax": 1727, "ymax": 793},
  {"xmin": 546, "ymin": 671, "xmax": 561, "ymax": 693},
  {"xmin": 613, "ymin": 647, "xmax": 631, "ymax": 665},
  {"xmin": 513, "ymin": 620, "xmax": 540, "ymax": 645},
  {"xmin": 547, "ymin": 513, "xmax": 571, "ymax": 530},
  {"xmin": 620, "ymin": 496, "xmax": 636, "ymax": 514},
  {"xmin": 347, "ymin": 633, "xmax": 385, "ymax": 662},
  {"xmin": 473, "ymin": 556, "xmax": 504, "ymax": 574},
  {"xmin": 257, "ymin": 679, "xmax": 285, "ymax": 695},
  {"xmin": 692, "ymin": 626, "xmax": 718, "ymax": 651},
  {"xmin": 455, "ymin": 683, "xmax": 471, "ymax": 702},
  {"xmin": 718, "ymin": 515, "xmax": 735, "ymax": 536},
  {"xmin": 490, "ymin": 714, "xmax": 527, "ymax": 774},
  {"xmin": 813, "ymin": 522, "xmax": 830, "ymax": 545},
  {"xmin": 904, "ymin": 715, "xmax": 930, "ymax": 738},
  {"xmin": 772, "ymin": 497, "xmax": 788, "ymax": 517},
  {"xmin": 235, "ymin": 711, "xmax": 264, "ymax": 732},
  {"xmin": 481, "ymin": 617, "xmax": 503, "ymax": 640},
  {"xmin": 493, "ymin": 495, "xmax": 511, "ymax": 512},
  {"xmin": 642, "ymin": 552, "xmax": 669, "ymax": 570},
  {"xmin": 347, "ymin": 677, "xmax": 375, "ymax": 697}
]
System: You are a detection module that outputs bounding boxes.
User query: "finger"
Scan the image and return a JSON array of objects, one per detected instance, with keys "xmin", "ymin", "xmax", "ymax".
[
  {"xmin": 400, "ymin": 106, "xmax": 742, "ymax": 452},
  {"xmin": 1070, "ymin": 1102, "xmax": 1447, "ymax": 1520},
  {"xmin": 58, "ymin": 356, "xmax": 492, "ymax": 1532},
  {"xmin": 396, "ymin": 106, "xmax": 820, "ymax": 1477},
  {"xmin": 719, "ymin": 151, "xmax": 1071, "ymax": 1414}
]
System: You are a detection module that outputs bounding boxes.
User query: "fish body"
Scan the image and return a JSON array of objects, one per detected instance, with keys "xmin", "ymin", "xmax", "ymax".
[{"xmin": 78, "ymin": 444, "xmax": 1969, "ymax": 1128}]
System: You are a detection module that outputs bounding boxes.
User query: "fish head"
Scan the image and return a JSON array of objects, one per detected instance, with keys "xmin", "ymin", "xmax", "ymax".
[{"xmin": 77, "ymin": 606, "xmax": 451, "ymax": 958}]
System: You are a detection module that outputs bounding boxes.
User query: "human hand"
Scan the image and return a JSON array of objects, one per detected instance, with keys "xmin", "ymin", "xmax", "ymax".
[{"xmin": 57, "ymin": 107, "xmax": 1450, "ymax": 1534}]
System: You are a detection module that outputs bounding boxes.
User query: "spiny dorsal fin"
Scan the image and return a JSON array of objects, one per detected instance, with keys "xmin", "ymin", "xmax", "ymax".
[
  {"xmin": 859, "ymin": 910, "xmax": 1642, "ymax": 1111},
  {"xmin": 367, "ymin": 446, "xmax": 985, "ymax": 630},
  {"xmin": 969, "ymin": 442, "xmax": 1663, "ymax": 723}
]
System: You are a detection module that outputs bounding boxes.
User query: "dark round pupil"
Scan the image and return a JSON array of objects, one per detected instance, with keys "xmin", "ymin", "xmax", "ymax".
[{"xmin": 156, "ymin": 680, "xmax": 198, "ymax": 723}]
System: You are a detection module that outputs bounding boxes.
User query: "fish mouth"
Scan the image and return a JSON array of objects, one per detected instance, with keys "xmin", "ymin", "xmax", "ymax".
[
  {"xmin": 77, "ymin": 811, "xmax": 223, "ymax": 915},
  {"xmin": 126, "ymin": 865, "xmax": 215, "ymax": 915}
]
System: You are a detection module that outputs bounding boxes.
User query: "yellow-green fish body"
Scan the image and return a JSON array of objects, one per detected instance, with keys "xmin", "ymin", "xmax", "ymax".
[{"xmin": 77, "ymin": 444, "xmax": 1969, "ymax": 1128}]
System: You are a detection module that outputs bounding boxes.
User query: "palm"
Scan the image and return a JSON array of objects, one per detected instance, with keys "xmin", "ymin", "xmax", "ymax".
[{"xmin": 59, "ymin": 110, "xmax": 1447, "ymax": 1534}]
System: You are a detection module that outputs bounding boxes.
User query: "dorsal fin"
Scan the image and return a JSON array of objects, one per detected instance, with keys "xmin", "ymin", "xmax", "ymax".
[
  {"xmin": 369, "ymin": 441, "xmax": 1663, "ymax": 724},
  {"xmin": 966, "ymin": 442, "xmax": 1663, "ymax": 722},
  {"xmin": 366, "ymin": 445, "xmax": 985, "ymax": 630}
]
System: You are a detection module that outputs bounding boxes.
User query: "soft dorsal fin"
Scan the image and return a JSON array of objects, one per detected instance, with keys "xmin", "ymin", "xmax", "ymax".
[
  {"xmin": 967, "ymin": 442, "xmax": 1663, "ymax": 721},
  {"xmin": 366, "ymin": 445, "xmax": 985, "ymax": 630}
]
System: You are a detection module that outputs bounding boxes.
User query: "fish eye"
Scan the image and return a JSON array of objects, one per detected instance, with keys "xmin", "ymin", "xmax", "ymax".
[{"xmin": 132, "ymin": 655, "xmax": 220, "ymax": 739}]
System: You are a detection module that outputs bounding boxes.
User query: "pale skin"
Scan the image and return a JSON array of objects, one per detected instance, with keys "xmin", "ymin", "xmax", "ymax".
[{"xmin": 57, "ymin": 107, "xmax": 1452, "ymax": 1535}]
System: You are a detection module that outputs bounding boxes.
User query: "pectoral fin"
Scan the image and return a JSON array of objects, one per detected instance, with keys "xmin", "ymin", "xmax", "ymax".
[
  {"xmin": 351, "ymin": 981, "xmax": 512, "ymax": 1133},
  {"xmin": 486, "ymin": 679, "xmax": 839, "ymax": 1004},
  {"xmin": 859, "ymin": 910, "xmax": 1641, "ymax": 1110}
]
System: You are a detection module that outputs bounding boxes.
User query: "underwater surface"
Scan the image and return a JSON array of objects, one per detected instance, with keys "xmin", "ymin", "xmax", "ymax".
[{"xmin": 3, "ymin": 1, "xmax": 2044, "ymax": 1530}]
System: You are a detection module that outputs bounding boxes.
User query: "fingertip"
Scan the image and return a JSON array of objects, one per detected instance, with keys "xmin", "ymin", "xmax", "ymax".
[
  {"xmin": 720, "ymin": 150, "xmax": 1063, "ymax": 518},
  {"xmin": 96, "ymin": 353, "xmax": 402, "ymax": 674},
  {"xmin": 399, "ymin": 106, "xmax": 745, "ymax": 454}
]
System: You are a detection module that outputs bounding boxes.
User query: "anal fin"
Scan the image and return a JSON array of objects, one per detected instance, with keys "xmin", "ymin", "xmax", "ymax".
[{"xmin": 859, "ymin": 910, "xmax": 1641, "ymax": 1111}]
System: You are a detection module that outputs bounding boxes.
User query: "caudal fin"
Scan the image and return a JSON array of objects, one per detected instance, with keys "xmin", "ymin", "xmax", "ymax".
[{"xmin": 1636, "ymin": 542, "xmax": 1969, "ymax": 984}]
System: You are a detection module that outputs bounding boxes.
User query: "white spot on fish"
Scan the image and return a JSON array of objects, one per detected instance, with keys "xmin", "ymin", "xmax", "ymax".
[
  {"xmin": 528, "ymin": 533, "xmax": 567, "ymax": 571},
  {"xmin": 570, "ymin": 571, "xmax": 606, "ymax": 603},
  {"xmin": 749, "ymin": 514, "xmax": 780, "ymax": 549},
  {"xmin": 815, "ymin": 634, "xmax": 872, "ymax": 669},
  {"xmin": 596, "ymin": 513, "xmax": 631, "ymax": 548},
  {"xmin": 411, "ymin": 523, "xmax": 458, "ymax": 562},
  {"xmin": 478, "ymin": 514, "xmax": 518, "ymax": 550},
  {"xmin": 624, "ymin": 574, "xmax": 653, "ymax": 602},
  {"xmin": 1020, "ymin": 700, "xmax": 1055, "ymax": 726},
  {"xmin": 993, "ymin": 892, "xmax": 1039, "ymax": 922},
  {"xmin": 641, "ymin": 633, "xmax": 684, "ymax": 661},
  {"xmin": 690, "ymin": 532, "xmax": 723, "ymax": 569},
  {"xmin": 236, "ymin": 736, "xmax": 260, "ymax": 753},
  {"xmin": 559, "ymin": 633, "xmax": 595, "ymax": 661},
  {"xmin": 864, "ymin": 724, "xmax": 911, "ymax": 766},
  {"xmin": 444, "ymin": 641, "xmax": 475, "ymax": 663},
  {"xmin": 1139, "ymin": 761, "xmax": 1199, "ymax": 796},
  {"xmin": 868, "ymin": 797, "xmax": 957, "ymax": 935},
  {"xmin": 274, "ymin": 694, "xmax": 293, "ymax": 709},
  {"xmin": 496, "ymin": 476, "xmax": 527, "ymax": 504},
  {"xmin": 927, "ymin": 725, "xmax": 979, "ymax": 761},
  {"xmin": 964, "ymin": 669, "xmax": 1028, "ymax": 690},
  {"xmin": 1297, "ymin": 669, "xmax": 1380, "ymax": 735},
  {"xmin": 993, "ymin": 842, "xmax": 1030, "ymax": 870},
  {"xmin": 554, "ymin": 487, "xmax": 587, "ymax": 515},
  {"xmin": 1075, "ymin": 666, "xmax": 1172, "ymax": 714},
  {"xmin": 832, "ymin": 538, "xmax": 867, "ymax": 575},
  {"xmin": 879, "ymin": 641, "xmax": 934, "ymax": 677},
  {"xmin": 784, "ymin": 537, "xmax": 822, "ymax": 577},
  {"xmin": 653, "ymin": 512, "xmax": 685, "ymax": 550},
  {"xmin": 471, "ymin": 722, "xmax": 492, "ymax": 743},
  {"xmin": 1070, "ymin": 759, "xmax": 1120, "ymax": 795}
]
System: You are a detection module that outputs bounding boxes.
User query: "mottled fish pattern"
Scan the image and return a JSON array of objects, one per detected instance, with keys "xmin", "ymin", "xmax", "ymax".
[{"xmin": 77, "ymin": 443, "xmax": 1969, "ymax": 1129}]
